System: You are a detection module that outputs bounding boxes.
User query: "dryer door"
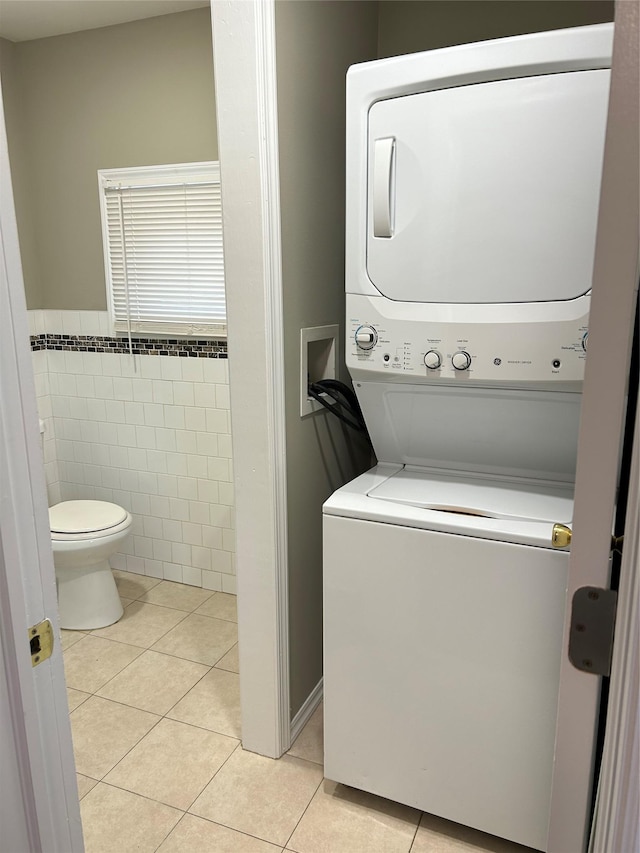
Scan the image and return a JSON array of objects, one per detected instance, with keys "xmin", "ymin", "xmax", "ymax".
[{"xmin": 366, "ymin": 70, "xmax": 610, "ymax": 304}]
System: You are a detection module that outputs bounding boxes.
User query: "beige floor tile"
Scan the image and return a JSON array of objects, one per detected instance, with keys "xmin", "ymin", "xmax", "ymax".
[
  {"xmin": 167, "ymin": 667, "xmax": 241, "ymax": 737},
  {"xmin": 76, "ymin": 774, "xmax": 98, "ymax": 799},
  {"xmin": 63, "ymin": 635, "xmax": 143, "ymax": 693},
  {"xmin": 215, "ymin": 642, "xmax": 240, "ymax": 673},
  {"xmin": 288, "ymin": 703, "xmax": 323, "ymax": 765},
  {"xmin": 410, "ymin": 813, "xmax": 530, "ymax": 853},
  {"xmin": 141, "ymin": 579, "xmax": 216, "ymax": 612},
  {"xmin": 105, "ymin": 718, "xmax": 238, "ymax": 810},
  {"xmin": 70, "ymin": 695, "xmax": 159, "ymax": 779},
  {"xmin": 91, "ymin": 600, "xmax": 187, "ymax": 648},
  {"xmin": 158, "ymin": 814, "xmax": 283, "ymax": 853},
  {"xmin": 113, "ymin": 569, "xmax": 162, "ymax": 601},
  {"xmin": 190, "ymin": 750, "xmax": 323, "ymax": 847},
  {"xmin": 195, "ymin": 591, "xmax": 238, "ymax": 622},
  {"xmin": 80, "ymin": 783, "xmax": 181, "ymax": 853},
  {"xmin": 60, "ymin": 629, "xmax": 87, "ymax": 650},
  {"xmin": 67, "ymin": 687, "xmax": 91, "ymax": 712},
  {"xmin": 288, "ymin": 779, "xmax": 420, "ymax": 853},
  {"xmin": 96, "ymin": 650, "xmax": 209, "ymax": 714},
  {"xmin": 152, "ymin": 612, "xmax": 237, "ymax": 665}
]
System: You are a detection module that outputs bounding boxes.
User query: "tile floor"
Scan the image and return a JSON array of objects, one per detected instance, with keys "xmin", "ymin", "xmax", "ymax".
[{"xmin": 63, "ymin": 570, "xmax": 533, "ymax": 853}]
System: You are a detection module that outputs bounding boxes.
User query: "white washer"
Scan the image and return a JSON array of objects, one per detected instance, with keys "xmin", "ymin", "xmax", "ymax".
[
  {"xmin": 324, "ymin": 466, "xmax": 571, "ymax": 851},
  {"xmin": 323, "ymin": 23, "xmax": 613, "ymax": 853}
]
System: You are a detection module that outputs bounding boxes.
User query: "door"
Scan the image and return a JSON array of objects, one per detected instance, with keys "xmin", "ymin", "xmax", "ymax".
[
  {"xmin": 367, "ymin": 70, "xmax": 610, "ymax": 304},
  {"xmin": 547, "ymin": 4, "xmax": 639, "ymax": 851},
  {"xmin": 0, "ymin": 85, "xmax": 83, "ymax": 851}
]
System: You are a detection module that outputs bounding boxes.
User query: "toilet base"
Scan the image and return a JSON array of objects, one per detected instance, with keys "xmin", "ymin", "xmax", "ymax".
[{"xmin": 56, "ymin": 559, "xmax": 124, "ymax": 630}]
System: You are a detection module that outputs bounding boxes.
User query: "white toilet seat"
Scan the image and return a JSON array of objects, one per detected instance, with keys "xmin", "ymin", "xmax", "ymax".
[{"xmin": 49, "ymin": 500, "xmax": 131, "ymax": 541}]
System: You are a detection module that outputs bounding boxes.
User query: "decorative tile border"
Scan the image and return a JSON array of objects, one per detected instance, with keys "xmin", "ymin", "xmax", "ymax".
[{"xmin": 30, "ymin": 333, "xmax": 228, "ymax": 358}]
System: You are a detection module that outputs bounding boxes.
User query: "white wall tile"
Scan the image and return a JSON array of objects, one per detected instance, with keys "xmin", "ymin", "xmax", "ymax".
[
  {"xmin": 202, "ymin": 526, "xmax": 223, "ymax": 549},
  {"xmin": 140, "ymin": 357, "xmax": 162, "ymax": 379},
  {"xmin": 215, "ymin": 384, "xmax": 230, "ymax": 410},
  {"xmin": 177, "ymin": 477, "xmax": 198, "ymax": 501},
  {"xmin": 211, "ymin": 549, "xmax": 233, "ymax": 574},
  {"xmin": 222, "ymin": 529, "xmax": 236, "ymax": 552},
  {"xmin": 185, "ymin": 407, "xmax": 206, "ymax": 432},
  {"xmin": 132, "ymin": 378, "xmax": 154, "ymax": 402},
  {"xmin": 152, "ymin": 380, "xmax": 174, "ymax": 404},
  {"xmin": 173, "ymin": 382, "xmax": 195, "ymax": 407},
  {"xmin": 205, "ymin": 408, "xmax": 228, "ymax": 433},
  {"xmin": 201, "ymin": 571, "xmax": 222, "ymax": 592},
  {"xmin": 144, "ymin": 559, "xmax": 164, "ymax": 579},
  {"xmin": 175, "ymin": 430, "xmax": 197, "ymax": 454},
  {"xmin": 94, "ymin": 376, "xmax": 114, "ymax": 399},
  {"xmin": 135, "ymin": 425, "xmax": 156, "ymax": 450},
  {"xmin": 147, "ymin": 450, "xmax": 168, "ymax": 474},
  {"xmin": 180, "ymin": 359, "xmax": 204, "ymax": 382},
  {"xmin": 126, "ymin": 555, "xmax": 145, "ymax": 575},
  {"xmin": 164, "ymin": 406, "xmax": 185, "ymax": 430},
  {"xmin": 113, "ymin": 377, "xmax": 134, "ymax": 401},
  {"xmin": 202, "ymin": 359, "xmax": 227, "ymax": 383},
  {"xmin": 153, "ymin": 540, "xmax": 172, "ymax": 562},
  {"xmin": 160, "ymin": 358, "xmax": 183, "ymax": 381},
  {"xmin": 171, "ymin": 543, "xmax": 191, "ymax": 565},
  {"xmin": 196, "ymin": 432, "xmax": 217, "ymax": 456},
  {"xmin": 166, "ymin": 453, "xmax": 188, "ymax": 477},
  {"xmin": 182, "ymin": 566, "xmax": 203, "ymax": 587},
  {"xmin": 181, "ymin": 522, "xmax": 202, "ymax": 547},
  {"xmin": 188, "ymin": 501, "xmax": 210, "ymax": 525},
  {"xmin": 191, "ymin": 546, "xmax": 212, "ymax": 570},
  {"xmin": 163, "ymin": 562, "xmax": 184, "ymax": 583},
  {"xmin": 207, "ymin": 457, "xmax": 230, "ymax": 482},
  {"xmin": 198, "ymin": 479, "xmax": 219, "ymax": 505},
  {"xmin": 162, "ymin": 519, "xmax": 182, "ymax": 542},
  {"xmin": 157, "ymin": 474, "xmax": 178, "ymax": 497},
  {"xmin": 221, "ymin": 574, "xmax": 237, "ymax": 595},
  {"xmin": 194, "ymin": 384, "xmax": 216, "ymax": 407}
]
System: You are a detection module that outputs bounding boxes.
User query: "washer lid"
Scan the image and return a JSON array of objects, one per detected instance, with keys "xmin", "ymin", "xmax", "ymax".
[
  {"xmin": 368, "ymin": 467, "xmax": 573, "ymax": 523},
  {"xmin": 49, "ymin": 500, "xmax": 128, "ymax": 534}
]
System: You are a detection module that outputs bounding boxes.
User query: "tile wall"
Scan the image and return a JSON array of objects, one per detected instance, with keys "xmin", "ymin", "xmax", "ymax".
[{"xmin": 29, "ymin": 310, "xmax": 236, "ymax": 594}]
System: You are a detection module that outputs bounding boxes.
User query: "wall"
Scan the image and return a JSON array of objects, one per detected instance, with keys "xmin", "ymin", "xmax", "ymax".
[
  {"xmin": 275, "ymin": 0, "xmax": 378, "ymax": 718},
  {"xmin": 0, "ymin": 37, "xmax": 41, "ymax": 308},
  {"xmin": 29, "ymin": 309, "xmax": 235, "ymax": 592},
  {"xmin": 377, "ymin": 0, "xmax": 614, "ymax": 57},
  {"xmin": 2, "ymin": 7, "xmax": 217, "ymax": 310}
]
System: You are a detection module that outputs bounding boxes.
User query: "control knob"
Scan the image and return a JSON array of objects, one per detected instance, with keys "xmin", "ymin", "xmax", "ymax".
[
  {"xmin": 452, "ymin": 351, "xmax": 472, "ymax": 371},
  {"xmin": 355, "ymin": 325, "xmax": 377, "ymax": 350},
  {"xmin": 424, "ymin": 350, "xmax": 441, "ymax": 370}
]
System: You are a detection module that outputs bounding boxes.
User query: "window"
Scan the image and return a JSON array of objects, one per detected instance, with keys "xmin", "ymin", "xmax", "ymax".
[{"xmin": 98, "ymin": 162, "xmax": 225, "ymax": 337}]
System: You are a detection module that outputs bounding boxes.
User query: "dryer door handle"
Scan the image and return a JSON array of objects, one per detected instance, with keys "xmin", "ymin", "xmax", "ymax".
[{"xmin": 373, "ymin": 137, "xmax": 395, "ymax": 238}]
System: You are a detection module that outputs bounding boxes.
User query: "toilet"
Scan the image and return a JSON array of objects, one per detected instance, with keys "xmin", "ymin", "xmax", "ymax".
[{"xmin": 49, "ymin": 500, "xmax": 132, "ymax": 630}]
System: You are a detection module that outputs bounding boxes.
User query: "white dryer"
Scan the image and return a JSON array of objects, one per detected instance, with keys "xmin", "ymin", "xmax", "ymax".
[{"xmin": 323, "ymin": 23, "xmax": 613, "ymax": 852}]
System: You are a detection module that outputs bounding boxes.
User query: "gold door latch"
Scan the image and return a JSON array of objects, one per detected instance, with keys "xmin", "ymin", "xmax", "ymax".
[
  {"xmin": 551, "ymin": 524, "xmax": 625, "ymax": 554},
  {"xmin": 551, "ymin": 523, "xmax": 572, "ymax": 549},
  {"xmin": 28, "ymin": 619, "xmax": 54, "ymax": 667}
]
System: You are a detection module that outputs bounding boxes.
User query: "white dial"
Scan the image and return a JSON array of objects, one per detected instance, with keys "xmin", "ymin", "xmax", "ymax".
[
  {"xmin": 452, "ymin": 351, "xmax": 472, "ymax": 371},
  {"xmin": 355, "ymin": 325, "xmax": 377, "ymax": 350},
  {"xmin": 424, "ymin": 350, "xmax": 441, "ymax": 370}
]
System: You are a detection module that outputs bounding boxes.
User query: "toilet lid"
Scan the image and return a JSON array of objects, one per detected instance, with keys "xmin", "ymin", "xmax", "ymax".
[{"xmin": 49, "ymin": 500, "xmax": 128, "ymax": 534}]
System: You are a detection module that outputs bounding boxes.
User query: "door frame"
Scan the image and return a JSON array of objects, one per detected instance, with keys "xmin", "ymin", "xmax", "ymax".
[
  {"xmin": 210, "ymin": 0, "xmax": 291, "ymax": 757},
  {"xmin": 547, "ymin": 2, "xmax": 639, "ymax": 850}
]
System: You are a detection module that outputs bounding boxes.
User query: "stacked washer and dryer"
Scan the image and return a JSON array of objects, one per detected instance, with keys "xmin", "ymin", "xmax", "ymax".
[{"xmin": 323, "ymin": 24, "xmax": 612, "ymax": 852}]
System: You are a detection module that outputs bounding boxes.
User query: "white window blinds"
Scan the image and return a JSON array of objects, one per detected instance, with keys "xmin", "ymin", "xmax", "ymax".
[{"xmin": 98, "ymin": 162, "xmax": 225, "ymax": 337}]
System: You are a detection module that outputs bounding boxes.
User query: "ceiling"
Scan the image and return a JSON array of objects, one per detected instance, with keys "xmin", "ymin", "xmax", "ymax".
[{"xmin": 0, "ymin": 0, "xmax": 209, "ymax": 43}]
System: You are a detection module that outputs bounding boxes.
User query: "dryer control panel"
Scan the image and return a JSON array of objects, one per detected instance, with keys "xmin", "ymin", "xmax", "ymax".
[{"xmin": 347, "ymin": 294, "xmax": 589, "ymax": 389}]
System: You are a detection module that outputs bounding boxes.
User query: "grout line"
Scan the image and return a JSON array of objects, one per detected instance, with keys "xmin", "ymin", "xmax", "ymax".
[{"xmin": 283, "ymin": 773, "xmax": 324, "ymax": 850}]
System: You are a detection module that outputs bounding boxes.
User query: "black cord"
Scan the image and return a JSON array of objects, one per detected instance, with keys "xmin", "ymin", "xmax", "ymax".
[{"xmin": 308, "ymin": 379, "xmax": 371, "ymax": 446}]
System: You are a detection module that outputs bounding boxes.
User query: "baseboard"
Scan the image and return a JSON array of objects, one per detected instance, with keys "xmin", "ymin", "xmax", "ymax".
[{"xmin": 290, "ymin": 678, "xmax": 323, "ymax": 745}]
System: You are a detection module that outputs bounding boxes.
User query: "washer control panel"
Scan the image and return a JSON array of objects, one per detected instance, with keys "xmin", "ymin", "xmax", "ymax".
[{"xmin": 348, "ymin": 303, "xmax": 589, "ymax": 387}]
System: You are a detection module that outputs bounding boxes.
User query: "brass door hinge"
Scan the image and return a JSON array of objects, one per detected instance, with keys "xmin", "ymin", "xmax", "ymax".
[{"xmin": 28, "ymin": 619, "xmax": 54, "ymax": 667}]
